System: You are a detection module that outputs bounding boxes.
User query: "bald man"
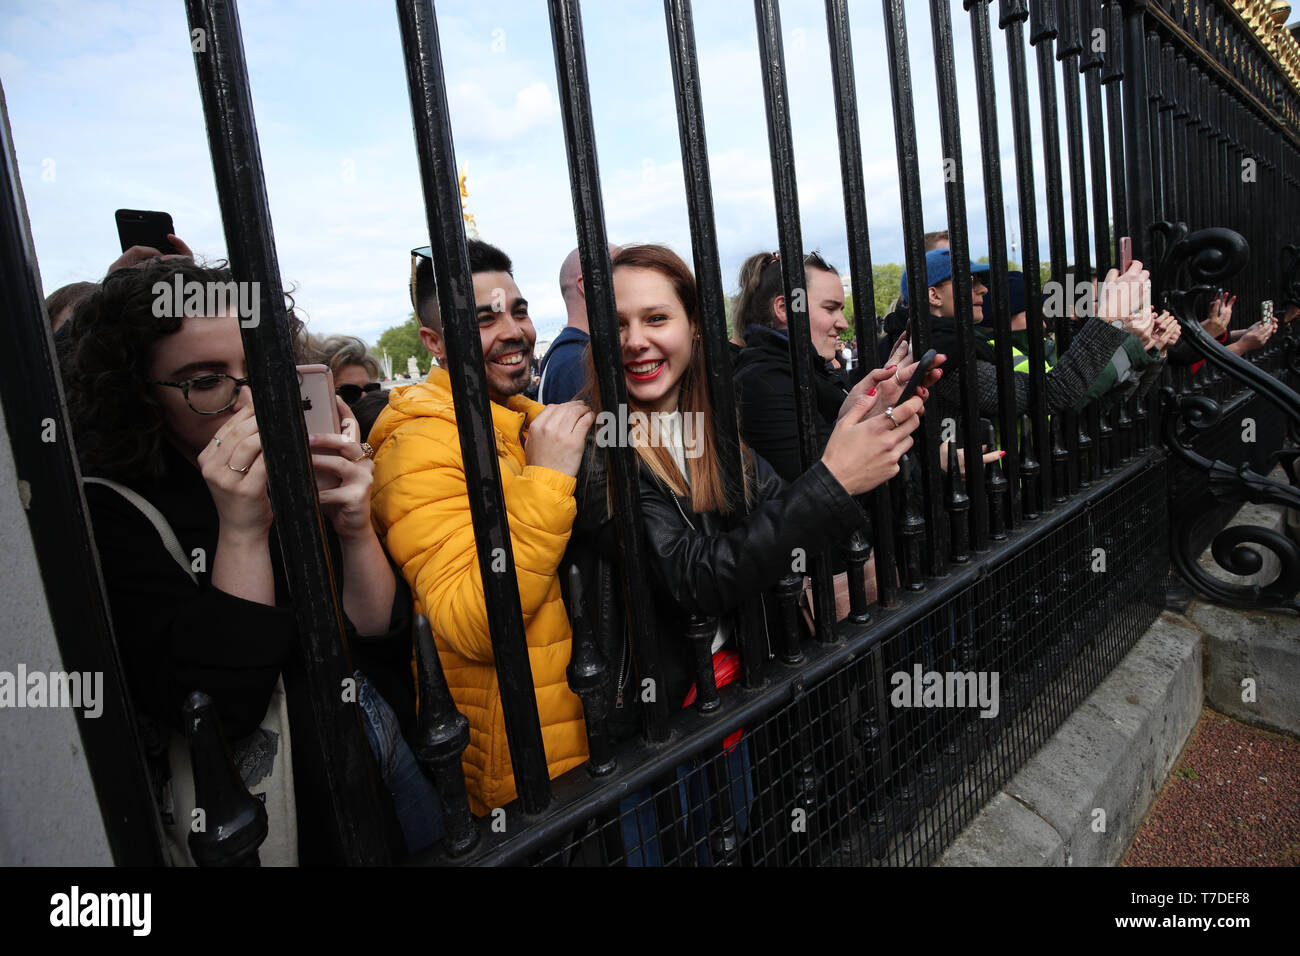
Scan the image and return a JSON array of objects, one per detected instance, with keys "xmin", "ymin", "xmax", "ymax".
[{"xmin": 539, "ymin": 244, "xmax": 620, "ymax": 405}]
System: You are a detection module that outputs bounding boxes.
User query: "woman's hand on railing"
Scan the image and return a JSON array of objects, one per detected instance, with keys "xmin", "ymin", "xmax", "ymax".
[
  {"xmin": 821, "ymin": 388, "xmax": 924, "ymax": 497},
  {"xmin": 938, "ymin": 441, "xmax": 1004, "ymax": 477}
]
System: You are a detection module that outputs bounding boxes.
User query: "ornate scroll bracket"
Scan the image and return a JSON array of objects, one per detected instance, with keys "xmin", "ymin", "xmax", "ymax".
[
  {"xmin": 1161, "ymin": 388, "xmax": 1300, "ymax": 613},
  {"xmin": 1156, "ymin": 223, "xmax": 1300, "ymax": 613}
]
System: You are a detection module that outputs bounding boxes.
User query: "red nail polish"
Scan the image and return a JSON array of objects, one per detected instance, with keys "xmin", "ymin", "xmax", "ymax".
[
  {"xmin": 867, "ymin": 386, "xmax": 877, "ymax": 396},
  {"xmin": 885, "ymin": 364, "xmax": 897, "ymax": 371},
  {"xmin": 998, "ymin": 450, "xmax": 1006, "ymax": 457}
]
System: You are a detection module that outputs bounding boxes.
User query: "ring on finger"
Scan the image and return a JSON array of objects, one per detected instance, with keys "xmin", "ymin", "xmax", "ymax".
[
  {"xmin": 227, "ymin": 461, "xmax": 250, "ymax": 475},
  {"xmin": 884, "ymin": 406, "xmax": 899, "ymax": 429},
  {"xmin": 212, "ymin": 437, "xmax": 222, "ymax": 447},
  {"xmin": 894, "ymin": 368, "xmax": 905, "ymax": 386},
  {"xmin": 347, "ymin": 441, "xmax": 375, "ymax": 463}
]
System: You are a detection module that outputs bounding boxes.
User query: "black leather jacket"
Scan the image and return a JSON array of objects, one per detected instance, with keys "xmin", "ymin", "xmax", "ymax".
[{"xmin": 566, "ymin": 439, "xmax": 862, "ymax": 739}]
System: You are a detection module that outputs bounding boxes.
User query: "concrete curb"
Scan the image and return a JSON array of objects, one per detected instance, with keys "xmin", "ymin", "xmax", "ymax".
[
  {"xmin": 939, "ymin": 612, "xmax": 1203, "ymax": 867},
  {"xmin": 1190, "ymin": 601, "xmax": 1300, "ymax": 737}
]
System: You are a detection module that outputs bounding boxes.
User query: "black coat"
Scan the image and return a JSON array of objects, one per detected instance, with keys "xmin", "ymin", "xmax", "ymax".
[
  {"xmin": 733, "ymin": 324, "xmax": 850, "ymax": 483},
  {"xmin": 567, "ymin": 440, "xmax": 862, "ymax": 739},
  {"xmin": 83, "ymin": 443, "xmax": 413, "ymax": 863}
]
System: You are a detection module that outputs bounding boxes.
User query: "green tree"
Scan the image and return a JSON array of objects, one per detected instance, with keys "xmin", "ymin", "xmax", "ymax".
[
  {"xmin": 376, "ymin": 313, "xmax": 432, "ymax": 377},
  {"xmin": 873, "ymin": 263, "xmax": 903, "ymax": 319}
]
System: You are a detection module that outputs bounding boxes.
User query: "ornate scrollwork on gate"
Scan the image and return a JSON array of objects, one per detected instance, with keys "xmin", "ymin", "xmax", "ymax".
[{"xmin": 1158, "ymin": 225, "xmax": 1300, "ymax": 613}]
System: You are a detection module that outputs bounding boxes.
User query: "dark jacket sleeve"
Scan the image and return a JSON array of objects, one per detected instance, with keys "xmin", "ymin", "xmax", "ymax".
[
  {"xmin": 736, "ymin": 365, "xmax": 835, "ymax": 482},
  {"xmin": 934, "ymin": 316, "xmax": 1130, "ymax": 419},
  {"xmin": 85, "ymin": 483, "xmax": 296, "ymax": 741},
  {"xmin": 638, "ymin": 458, "xmax": 861, "ymax": 618}
]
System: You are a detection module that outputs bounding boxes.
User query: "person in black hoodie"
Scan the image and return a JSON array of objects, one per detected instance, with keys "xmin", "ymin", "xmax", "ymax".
[
  {"xmin": 568, "ymin": 244, "xmax": 933, "ymax": 863},
  {"xmin": 60, "ymin": 257, "xmax": 440, "ymax": 863},
  {"xmin": 732, "ymin": 251, "xmax": 911, "ymax": 482}
]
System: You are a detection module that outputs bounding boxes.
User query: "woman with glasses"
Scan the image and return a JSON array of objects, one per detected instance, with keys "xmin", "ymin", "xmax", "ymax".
[{"xmin": 60, "ymin": 257, "xmax": 440, "ymax": 864}]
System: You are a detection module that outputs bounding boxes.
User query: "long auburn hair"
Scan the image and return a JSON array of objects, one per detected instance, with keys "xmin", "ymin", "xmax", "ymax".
[{"xmin": 580, "ymin": 244, "xmax": 752, "ymax": 516}]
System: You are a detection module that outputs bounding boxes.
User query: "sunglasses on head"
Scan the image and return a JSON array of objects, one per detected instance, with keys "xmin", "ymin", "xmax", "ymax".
[
  {"xmin": 409, "ymin": 246, "xmax": 434, "ymax": 314},
  {"xmin": 337, "ymin": 381, "xmax": 381, "ymax": 406}
]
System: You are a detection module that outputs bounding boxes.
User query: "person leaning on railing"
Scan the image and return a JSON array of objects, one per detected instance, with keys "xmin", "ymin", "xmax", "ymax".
[
  {"xmin": 59, "ymin": 255, "xmax": 441, "ymax": 864},
  {"xmin": 732, "ymin": 250, "xmax": 859, "ymax": 483},
  {"xmin": 567, "ymin": 244, "xmax": 936, "ymax": 862},
  {"xmin": 914, "ymin": 250, "xmax": 1177, "ymax": 436},
  {"xmin": 369, "ymin": 239, "xmax": 594, "ymax": 818}
]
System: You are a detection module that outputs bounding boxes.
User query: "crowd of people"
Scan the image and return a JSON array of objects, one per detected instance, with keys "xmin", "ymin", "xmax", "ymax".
[{"xmin": 44, "ymin": 221, "xmax": 1283, "ymax": 864}]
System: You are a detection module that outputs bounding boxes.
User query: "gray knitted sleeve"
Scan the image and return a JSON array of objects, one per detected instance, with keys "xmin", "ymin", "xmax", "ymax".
[{"xmin": 933, "ymin": 318, "xmax": 1130, "ymax": 419}]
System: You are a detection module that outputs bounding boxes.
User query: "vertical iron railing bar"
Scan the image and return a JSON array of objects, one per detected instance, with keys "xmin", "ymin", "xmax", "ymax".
[
  {"xmin": 187, "ymin": 0, "xmax": 391, "ymax": 863},
  {"xmin": 1001, "ymin": 0, "xmax": 1054, "ymax": 513},
  {"xmin": 1031, "ymin": 0, "xmax": 1082, "ymax": 496},
  {"xmin": 0, "ymin": 82, "xmax": 169, "ymax": 866},
  {"xmin": 1160, "ymin": 42, "xmax": 1179, "ymax": 225},
  {"xmin": 824, "ymin": 0, "xmax": 900, "ymax": 607},
  {"xmin": 663, "ymin": 0, "xmax": 768, "ymax": 688},
  {"xmin": 883, "ymin": 0, "xmax": 950, "ymax": 577},
  {"xmin": 1121, "ymin": 1, "xmax": 1156, "ymax": 266},
  {"xmin": 1058, "ymin": 0, "xmax": 1098, "ymax": 487},
  {"xmin": 754, "ymin": 0, "xmax": 837, "ymax": 634},
  {"xmin": 966, "ymin": 0, "xmax": 1019, "ymax": 532},
  {"xmin": 1082, "ymin": 1, "xmax": 1114, "ymax": 478},
  {"xmin": 1146, "ymin": 31, "xmax": 1167, "ymax": 229},
  {"xmin": 1104, "ymin": 3, "xmax": 1130, "ymax": 242},
  {"xmin": 396, "ymin": 0, "xmax": 553, "ymax": 813},
  {"xmin": 546, "ymin": 0, "xmax": 674, "ymax": 736},
  {"xmin": 1082, "ymin": 0, "xmax": 1113, "ymax": 277},
  {"xmin": 931, "ymin": 0, "xmax": 992, "ymax": 553},
  {"xmin": 1173, "ymin": 52, "xmax": 1191, "ymax": 229}
]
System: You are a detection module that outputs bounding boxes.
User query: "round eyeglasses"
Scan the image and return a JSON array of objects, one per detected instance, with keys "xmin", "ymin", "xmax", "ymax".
[{"xmin": 150, "ymin": 373, "xmax": 251, "ymax": 415}]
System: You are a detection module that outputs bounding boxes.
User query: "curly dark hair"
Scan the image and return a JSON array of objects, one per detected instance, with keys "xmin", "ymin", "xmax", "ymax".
[{"xmin": 59, "ymin": 258, "xmax": 305, "ymax": 482}]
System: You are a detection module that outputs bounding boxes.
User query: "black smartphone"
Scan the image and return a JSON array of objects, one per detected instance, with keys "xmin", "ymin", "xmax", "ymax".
[
  {"xmin": 115, "ymin": 209, "xmax": 176, "ymax": 254},
  {"xmin": 897, "ymin": 348, "xmax": 937, "ymax": 405}
]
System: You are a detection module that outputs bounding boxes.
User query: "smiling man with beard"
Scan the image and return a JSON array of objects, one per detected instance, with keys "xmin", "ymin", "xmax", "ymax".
[{"xmin": 369, "ymin": 238, "xmax": 595, "ymax": 816}]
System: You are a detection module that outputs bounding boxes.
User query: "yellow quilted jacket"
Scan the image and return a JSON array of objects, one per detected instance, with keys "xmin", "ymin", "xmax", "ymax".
[{"xmin": 369, "ymin": 367, "xmax": 588, "ymax": 816}]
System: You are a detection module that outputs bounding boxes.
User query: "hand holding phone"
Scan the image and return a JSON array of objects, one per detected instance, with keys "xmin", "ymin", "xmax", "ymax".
[
  {"xmin": 297, "ymin": 365, "xmax": 342, "ymax": 435},
  {"xmin": 115, "ymin": 209, "xmax": 176, "ymax": 255},
  {"xmin": 897, "ymin": 349, "xmax": 938, "ymax": 405}
]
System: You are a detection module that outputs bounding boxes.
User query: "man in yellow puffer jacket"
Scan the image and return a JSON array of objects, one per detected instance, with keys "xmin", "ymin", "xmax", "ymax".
[{"xmin": 370, "ymin": 239, "xmax": 594, "ymax": 816}]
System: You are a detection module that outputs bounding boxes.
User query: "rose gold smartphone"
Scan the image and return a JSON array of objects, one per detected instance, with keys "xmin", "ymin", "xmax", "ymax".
[
  {"xmin": 296, "ymin": 364, "xmax": 341, "ymax": 434},
  {"xmin": 1119, "ymin": 236, "xmax": 1133, "ymax": 272}
]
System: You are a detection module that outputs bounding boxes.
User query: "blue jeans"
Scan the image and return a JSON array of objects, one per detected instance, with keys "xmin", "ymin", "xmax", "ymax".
[
  {"xmin": 357, "ymin": 674, "xmax": 445, "ymax": 854},
  {"xmin": 617, "ymin": 738, "xmax": 754, "ymax": 867}
]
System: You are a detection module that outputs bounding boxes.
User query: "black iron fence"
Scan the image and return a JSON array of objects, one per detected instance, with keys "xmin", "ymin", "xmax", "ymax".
[{"xmin": 3, "ymin": 0, "xmax": 1300, "ymax": 866}]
